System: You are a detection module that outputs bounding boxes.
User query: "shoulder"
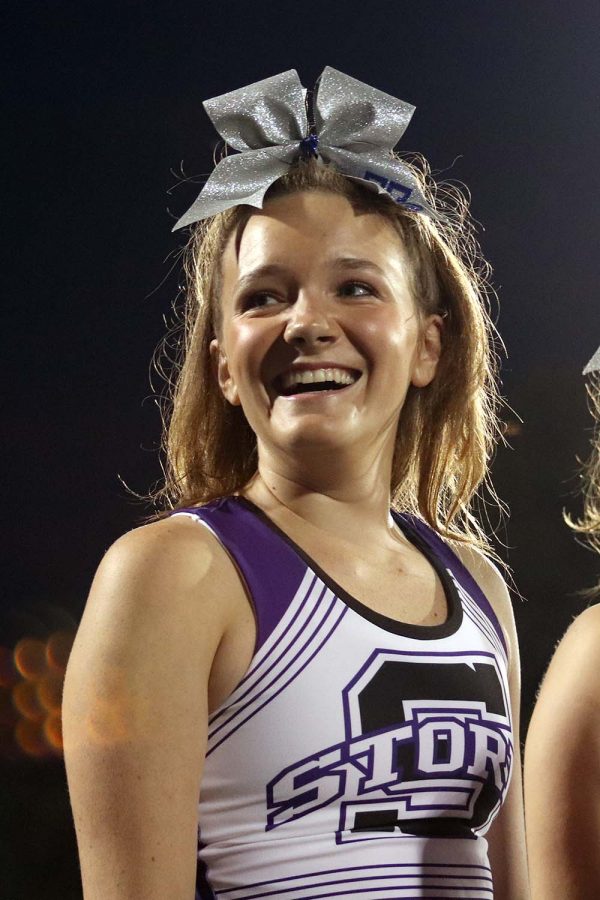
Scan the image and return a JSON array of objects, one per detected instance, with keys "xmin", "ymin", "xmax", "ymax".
[
  {"xmin": 537, "ymin": 604, "xmax": 600, "ymax": 708},
  {"xmin": 96, "ymin": 513, "xmax": 231, "ymax": 594},
  {"xmin": 103, "ymin": 511, "xmax": 223, "ymax": 566},
  {"xmin": 558, "ymin": 601, "xmax": 600, "ymax": 646},
  {"xmin": 68, "ymin": 514, "xmax": 245, "ymax": 683},
  {"xmin": 63, "ymin": 514, "xmax": 249, "ymax": 746},
  {"xmin": 526, "ymin": 606, "xmax": 600, "ymax": 780},
  {"xmin": 528, "ymin": 606, "xmax": 600, "ymax": 758}
]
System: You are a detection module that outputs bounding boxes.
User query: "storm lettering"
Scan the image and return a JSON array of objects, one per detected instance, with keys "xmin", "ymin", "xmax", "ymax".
[
  {"xmin": 267, "ymin": 748, "xmax": 346, "ymax": 828},
  {"xmin": 266, "ymin": 712, "xmax": 511, "ymax": 829}
]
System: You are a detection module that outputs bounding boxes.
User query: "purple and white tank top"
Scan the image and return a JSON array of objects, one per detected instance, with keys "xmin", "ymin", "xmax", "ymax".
[{"xmin": 175, "ymin": 496, "xmax": 513, "ymax": 900}]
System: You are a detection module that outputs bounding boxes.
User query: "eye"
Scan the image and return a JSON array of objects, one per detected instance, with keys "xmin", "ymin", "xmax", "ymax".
[
  {"xmin": 337, "ymin": 281, "xmax": 377, "ymax": 298},
  {"xmin": 240, "ymin": 291, "xmax": 282, "ymax": 312}
]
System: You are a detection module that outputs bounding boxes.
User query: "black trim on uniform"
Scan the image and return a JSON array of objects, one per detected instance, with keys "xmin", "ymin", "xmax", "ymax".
[{"xmin": 234, "ymin": 497, "xmax": 463, "ymax": 641}]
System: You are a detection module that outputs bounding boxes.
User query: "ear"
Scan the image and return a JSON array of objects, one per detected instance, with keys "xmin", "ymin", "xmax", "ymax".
[
  {"xmin": 210, "ymin": 339, "xmax": 241, "ymax": 406},
  {"xmin": 411, "ymin": 314, "xmax": 443, "ymax": 388}
]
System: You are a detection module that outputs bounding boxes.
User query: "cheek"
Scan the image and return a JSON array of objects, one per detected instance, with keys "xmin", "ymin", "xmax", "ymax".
[
  {"xmin": 222, "ymin": 321, "xmax": 275, "ymax": 402},
  {"xmin": 360, "ymin": 310, "xmax": 420, "ymax": 362},
  {"xmin": 223, "ymin": 322, "xmax": 258, "ymax": 373}
]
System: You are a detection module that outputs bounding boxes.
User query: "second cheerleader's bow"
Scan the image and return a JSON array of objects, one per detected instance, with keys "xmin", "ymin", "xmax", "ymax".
[
  {"xmin": 584, "ymin": 345, "xmax": 600, "ymax": 375},
  {"xmin": 173, "ymin": 66, "xmax": 435, "ymax": 231}
]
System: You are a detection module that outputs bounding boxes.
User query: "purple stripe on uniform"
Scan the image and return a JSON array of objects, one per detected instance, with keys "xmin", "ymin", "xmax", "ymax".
[
  {"xmin": 216, "ymin": 862, "xmax": 492, "ymax": 895},
  {"xmin": 462, "ymin": 595, "xmax": 506, "ymax": 661},
  {"xmin": 208, "ymin": 572, "xmax": 322, "ymax": 728},
  {"xmin": 176, "ymin": 498, "xmax": 309, "ymax": 653},
  {"xmin": 217, "ymin": 868, "xmax": 492, "ymax": 898},
  {"xmin": 208, "ymin": 583, "xmax": 333, "ymax": 741},
  {"xmin": 222, "ymin": 881, "xmax": 493, "ymax": 900},
  {"xmin": 396, "ymin": 513, "xmax": 507, "ymax": 655},
  {"xmin": 221, "ymin": 876, "xmax": 494, "ymax": 900},
  {"xmin": 461, "ymin": 593, "xmax": 503, "ymax": 650},
  {"xmin": 218, "ymin": 570, "xmax": 316, "ymax": 696},
  {"xmin": 207, "ymin": 605, "xmax": 348, "ymax": 756}
]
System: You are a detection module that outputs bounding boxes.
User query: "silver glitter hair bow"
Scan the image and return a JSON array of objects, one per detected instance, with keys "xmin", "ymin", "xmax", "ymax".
[
  {"xmin": 584, "ymin": 345, "xmax": 600, "ymax": 375},
  {"xmin": 172, "ymin": 66, "xmax": 434, "ymax": 231}
]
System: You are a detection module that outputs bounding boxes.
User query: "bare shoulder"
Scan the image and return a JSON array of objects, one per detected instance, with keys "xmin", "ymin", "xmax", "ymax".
[
  {"xmin": 98, "ymin": 513, "xmax": 234, "ymax": 593},
  {"xmin": 538, "ymin": 604, "xmax": 600, "ymax": 707},
  {"xmin": 558, "ymin": 601, "xmax": 600, "ymax": 643},
  {"xmin": 64, "ymin": 513, "xmax": 246, "ymax": 729},
  {"xmin": 526, "ymin": 604, "xmax": 600, "ymax": 823},
  {"xmin": 86, "ymin": 513, "xmax": 243, "ymax": 626}
]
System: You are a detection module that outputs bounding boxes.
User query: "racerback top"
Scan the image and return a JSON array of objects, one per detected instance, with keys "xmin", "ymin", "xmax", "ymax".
[{"xmin": 174, "ymin": 496, "xmax": 513, "ymax": 900}]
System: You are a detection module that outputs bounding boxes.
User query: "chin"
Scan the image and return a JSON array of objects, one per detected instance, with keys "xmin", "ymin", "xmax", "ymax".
[{"xmin": 275, "ymin": 421, "xmax": 356, "ymax": 455}]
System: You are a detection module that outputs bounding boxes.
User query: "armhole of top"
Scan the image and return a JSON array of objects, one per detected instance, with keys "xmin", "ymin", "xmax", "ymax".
[{"xmin": 170, "ymin": 500, "xmax": 310, "ymax": 653}]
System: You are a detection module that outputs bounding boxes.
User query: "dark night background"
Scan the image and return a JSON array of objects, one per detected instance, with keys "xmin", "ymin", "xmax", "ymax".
[{"xmin": 4, "ymin": 1, "xmax": 600, "ymax": 896}]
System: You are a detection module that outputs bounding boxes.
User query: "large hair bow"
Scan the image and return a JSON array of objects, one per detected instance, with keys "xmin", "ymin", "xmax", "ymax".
[
  {"xmin": 172, "ymin": 66, "xmax": 434, "ymax": 231},
  {"xmin": 584, "ymin": 345, "xmax": 600, "ymax": 375}
]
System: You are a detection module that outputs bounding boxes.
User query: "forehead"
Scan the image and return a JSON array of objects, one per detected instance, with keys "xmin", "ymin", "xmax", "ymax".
[{"xmin": 221, "ymin": 191, "xmax": 410, "ymax": 285}]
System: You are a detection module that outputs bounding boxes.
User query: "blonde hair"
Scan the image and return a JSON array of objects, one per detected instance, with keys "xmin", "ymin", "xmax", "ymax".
[
  {"xmin": 568, "ymin": 375, "xmax": 600, "ymax": 553},
  {"xmin": 157, "ymin": 158, "xmax": 504, "ymax": 548}
]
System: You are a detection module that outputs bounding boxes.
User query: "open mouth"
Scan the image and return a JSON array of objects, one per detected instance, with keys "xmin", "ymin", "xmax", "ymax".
[{"xmin": 274, "ymin": 367, "xmax": 360, "ymax": 397}]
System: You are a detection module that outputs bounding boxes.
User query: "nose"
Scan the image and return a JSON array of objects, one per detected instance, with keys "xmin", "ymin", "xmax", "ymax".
[{"xmin": 283, "ymin": 291, "xmax": 337, "ymax": 348}]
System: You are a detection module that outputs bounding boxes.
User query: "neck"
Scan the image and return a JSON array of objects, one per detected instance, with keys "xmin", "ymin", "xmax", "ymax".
[{"xmin": 244, "ymin": 440, "xmax": 397, "ymax": 542}]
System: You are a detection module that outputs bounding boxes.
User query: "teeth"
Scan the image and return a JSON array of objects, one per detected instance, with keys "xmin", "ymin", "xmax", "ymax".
[{"xmin": 280, "ymin": 368, "xmax": 357, "ymax": 390}]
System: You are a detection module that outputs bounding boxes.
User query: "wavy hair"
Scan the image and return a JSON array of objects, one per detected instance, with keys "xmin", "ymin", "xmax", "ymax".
[
  {"xmin": 568, "ymin": 375, "xmax": 600, "ymax": 554},
  {"xmin": 156, "ymin": 157, "xmax": 505, "ymax": 549}
]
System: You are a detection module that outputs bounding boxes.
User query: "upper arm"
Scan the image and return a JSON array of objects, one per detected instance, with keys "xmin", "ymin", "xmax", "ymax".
[
  {"xmin": 62, "ymin": 517, "xmax": 235, "ymax": 900},
  {"xmin": 454, "ymin": 545, "xmax": 529, "ymax": 899},
  {"xmin": 525, "ymin": 606, "xmax": 600, "ymax": 898}
]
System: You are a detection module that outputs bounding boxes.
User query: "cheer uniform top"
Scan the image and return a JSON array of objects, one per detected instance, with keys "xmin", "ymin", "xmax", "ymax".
[{"xmin": 175, "ymin": 496, "xmax": 513, "ymax": 900}]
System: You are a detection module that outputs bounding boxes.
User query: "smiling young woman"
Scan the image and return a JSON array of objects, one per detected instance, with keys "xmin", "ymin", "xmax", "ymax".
[
  {"xmin": 212, "ymin": 191, "xmax": 440, "ymax": 484},
  {"xmin": 62, "ymin": 71, "xmax": 529, "ymax": 900}
]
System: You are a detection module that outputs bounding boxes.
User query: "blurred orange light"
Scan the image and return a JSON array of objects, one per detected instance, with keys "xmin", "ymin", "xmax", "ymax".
[
  {"xmin": 36, "ymin": 672, "xmax": 64, "ymax": 714},
  {"xmin": 46, "ymin": 631, "xmax": 75, "ymax": 673},
  {"xmin": 15, "ymin": 718, "xmax": 48, "ymax": 757},
  {"xmin": 44, "ymin": 714, "xmax": 63, "ymax": 751},
  {"xmin": 14, "ymin": 639, "xmax": 47, "ymax": 681},
  {"xmin": 12, "ymin": 680, "xmax": 46, "ymax": 721}
]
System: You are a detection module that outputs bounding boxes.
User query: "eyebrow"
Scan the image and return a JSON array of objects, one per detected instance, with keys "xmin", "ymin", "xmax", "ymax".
[
  {"xmin": 329, "ymin": 257, "xmax": 387, "ymax": 276},
  {"xmin": 234, "ymin": 257, "xmax": 387, "ymax": 292},
  {"xmin": 235, "ymin": 264, "xmax": 291, "ymax": 293}
]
